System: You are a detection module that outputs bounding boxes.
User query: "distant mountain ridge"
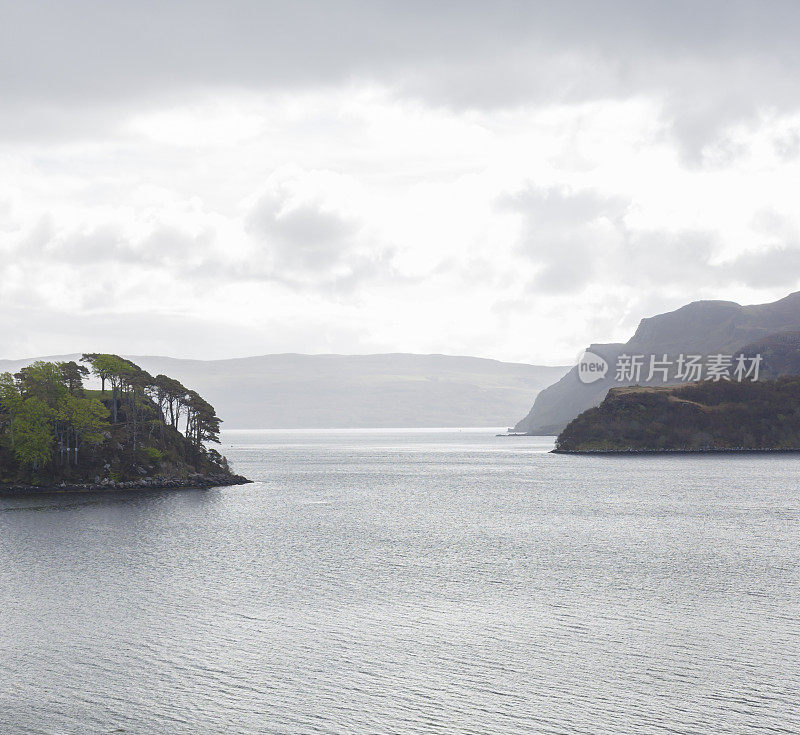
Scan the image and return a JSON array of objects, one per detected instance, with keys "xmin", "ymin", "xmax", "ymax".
[
  {"xmin": 627, "ymin": 292, "xmax": 800, "ymax": 353},
  {"xmin": 0, "ymin": 353, "xmax": 568, "ymax": 429},
  {"xmin": 515, "ymin": 291, "xmax": 800, "ymax": 435}
]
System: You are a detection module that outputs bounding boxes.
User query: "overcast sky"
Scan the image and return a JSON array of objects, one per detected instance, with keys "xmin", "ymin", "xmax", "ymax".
[{"xmin": 3, "ymin": 1, "xmax": 800, "ymax": 363}]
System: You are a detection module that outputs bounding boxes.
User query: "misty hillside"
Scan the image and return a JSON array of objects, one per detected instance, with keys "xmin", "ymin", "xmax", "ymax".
[
  {"xmin": 0, "ymin": 353, "xmax": 568, "ymax": 429},
  {"xmin": 516, "ymin": 291, "xmax": 800, "ymax": 435}
]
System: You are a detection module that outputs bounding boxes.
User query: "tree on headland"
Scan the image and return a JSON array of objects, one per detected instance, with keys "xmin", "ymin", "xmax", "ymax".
[
  {"xmin": 15, "ymin": 361, "xmax": 68, "ymax": 407},
  {"xmin": 152, "ymin": 374, "xmax": 189, "ymax": 431},
  {"xmin": 1, "ymin": 353, "xmax": 228, "ymax": 486},
  {"xmin": 3, "ymin": 360, "xmax": 107, "ymax": 470},
  {"xmin": 81, "ymin": 353, "xmax": 108, "ymax": 392},
  {"xmin": 81, "ymin": 353, "xmax": 139, "ymax": 423},
  {"xmin": 58, "ymin": 394, "xmax": 108, "ymax": 465},
  {"xmin": 60, "ymin": 361, "xmax": 90, "ymax": 396},
  {"xmin": 9, "ymin": 397, "xmax": 53, "ymax": 470},
  {"xmin": 185, "ymin": 390, "xmax": 221, "ymax": 451}
]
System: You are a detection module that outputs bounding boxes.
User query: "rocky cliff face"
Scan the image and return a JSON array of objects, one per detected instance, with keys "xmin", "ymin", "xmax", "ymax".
[
  {"xmin": 737, "ymin": 331, "xmax": 800, "ymax": 379},
  {"xmin": 516, "ymin": 291, "xmax": 800, "ymax": 435}
]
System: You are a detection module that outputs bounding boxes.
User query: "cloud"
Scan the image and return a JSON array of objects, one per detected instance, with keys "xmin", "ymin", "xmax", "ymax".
[
  {"xmin": 618, "ymin": 229, "xmax": 718, "ymax": 283},
  {"xmin": 243, "ymin": 174, "xmax": 395, "ymax": 293},
  {"xmin": 247, "ymin": 192, "xmax": 361, "ymax": 273},
  {"xmin": 52, "ymin": 225, "xmax": 210, "ymax": 266},
  {"xmin": 0, "ymin": 178, "xmax": 395, "ymax": 323},
  {"xmin": 4, "ymin": 1, "xmax": 800, "ymax": 155},
  {"xmin": 5, "ymin": 3, "xmax": 800, "ymax": 363},
  {"xmin": 501, "ymin": 181, "xmax": 800, "ymax": 298},
  {"xmin": 501, "ymin": 186, "xmax": 628, "ymax": 292},
  {"xmin": 5, "ymin": 217, "xmax": 212, "ymax": 269},
  {"xmin": 721, "ymin": 246, "xmax": 800, "ymax": 288}
]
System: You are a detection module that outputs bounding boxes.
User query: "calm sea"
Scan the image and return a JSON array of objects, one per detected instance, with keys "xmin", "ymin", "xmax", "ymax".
[{"xmin": 1, "ymin": 429, "xmax": 798, "ymax": 734}]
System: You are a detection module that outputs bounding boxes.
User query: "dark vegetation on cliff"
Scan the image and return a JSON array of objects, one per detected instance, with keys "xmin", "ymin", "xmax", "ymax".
[
  {"xmin": 0, "ymin": 354, "xmax": 241, "ymax": 487},
  {"xmin": 555, "ymin": 377, "xmax": 800, "ymax": 452}
]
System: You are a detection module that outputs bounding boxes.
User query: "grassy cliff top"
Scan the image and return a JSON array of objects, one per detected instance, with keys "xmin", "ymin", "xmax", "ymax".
[{"xmin": 555, "ymin": 377, "xmax": 800, "ymax": 453}]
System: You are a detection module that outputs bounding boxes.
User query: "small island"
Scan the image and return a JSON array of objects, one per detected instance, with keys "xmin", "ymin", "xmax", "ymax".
[
  {"xmin": 554, "ymin": 377, "xmax": 800, "ymax": 453},
  {"xmin": 0, "ymin": 354, "xmax": 249, "ymax": 493}
]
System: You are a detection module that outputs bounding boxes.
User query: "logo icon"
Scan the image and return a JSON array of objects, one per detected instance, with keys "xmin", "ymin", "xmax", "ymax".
[{"xmin": 576, "ymin": 350, "xmax": 608, "ymax": 384}]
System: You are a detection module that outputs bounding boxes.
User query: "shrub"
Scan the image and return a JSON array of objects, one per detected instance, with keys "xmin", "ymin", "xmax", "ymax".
[{"xmin": 142, "ymin": 446, "xmax": 163, "ymax": 463}]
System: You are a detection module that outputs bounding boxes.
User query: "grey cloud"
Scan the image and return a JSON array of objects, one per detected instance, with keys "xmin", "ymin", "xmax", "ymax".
[
  {"xmin": 13, "ymin": 214, "xmax": 55, "ymax": 255},
  {"xmin": 4, "ymin": 201, "xmax": 392, "ymax": 299},
  {"xmin": 721, "ymin": 246, "xmax": 800, "ymax": 288},
  {"xmin": 723, "ymin": 211, "xmax": 800, "ymax": 286},
  {"xmin": 47, "ymin": 225, "xmax": 131, "ymax": 263},
  {"xmin": 0, "ymin": 219, "xmax": 222, "ymax": 314},
  {"xmin": 244, "ymin": 190, "xmax": 394, "ymax": 294},
  {"xmin": 503, "ymin": 186, "xmax": 628, "ymax": 293},
  {"xmin": 598, "ymin": 228, "xmax": 800, "ymax": 293},
  {"xmin": 502, "ymin": 187, "xmax": 628, "ymax": 229},
  {"xmin": 773, "ymin": 128, "xmax": 800, "ymax": 160},
  {"xmin": 4, "ymin": 1, "xmax": 800, "ymax": 155},
  {"xmin": 529, "ymin": 257, "xmax": 595, "ymax": 295},
  {"xmin": 618, "ymin": 230, "xmax": 718, "ymax": 282},
  {"xmin": 749, "ymin": 208, "xmax": 798, "ymax": 240},
  {"xmin": 15, "ymin": 220, "xmax": 210, "ymax": 267},
  {"xmin": 502, "ymin": 181, "xmax": 800, "ymax": 296},
  {"xmin": 3, "ymin": 1, "xmax": 797, "ymax": 101},
  {"xmin": 247, "ymin": 193, "xmax": 361, "ymax": 273}
]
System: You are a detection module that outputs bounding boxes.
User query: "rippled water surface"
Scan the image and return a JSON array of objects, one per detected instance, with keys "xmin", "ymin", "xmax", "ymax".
[{"xmin": 1, "ymin": 429, "xmax": 799, "ymax": 734}]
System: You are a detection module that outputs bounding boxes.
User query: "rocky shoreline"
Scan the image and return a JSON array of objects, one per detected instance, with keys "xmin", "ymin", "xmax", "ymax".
[
  {"xmin": 0, "ymin": 473, "xmax": 252, "ymax": 496},
  {"xmin": 552, "ymin": 447, "xmax": 800, "ymax": 455}
]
